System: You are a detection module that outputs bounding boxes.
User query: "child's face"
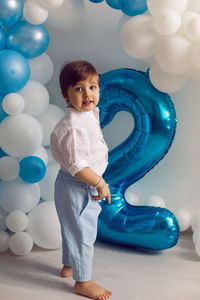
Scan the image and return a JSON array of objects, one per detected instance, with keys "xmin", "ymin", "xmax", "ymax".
[{"xmin": 65, "ymin": 75, "xmax": 100, "ymax": 112}]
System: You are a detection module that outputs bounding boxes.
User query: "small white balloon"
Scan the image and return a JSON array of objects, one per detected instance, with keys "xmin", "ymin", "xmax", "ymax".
[
  {"xmin": 0, "ymin": 231, "xmax": 10, "ymax": 253},
  {"xmin": 9, "ymin": 232, "xmax": 33, "ymax": 256},
  {"xmin": 18, "ymin": 81, "xmax": 49, "ymax": 117},
  {"xmin": 39, "ymin": 163, "xmax": 60, "ymax": 201},
  {"xmin": 31, "ymin": 146, "xmax": 48, "ymax": 166},
  {"xmin": 147, "ymin": 0, "xmax": 188, "ymax": 16},
  {"xmin": 149, "ymin": 60, "xmax": 187, "ymax": 93},
  {"xmin": 0, "ymin": 114, "xmax": 43, "ymax": 157},
  {"xmin": 27, "ymin": 201, "xmax": 62, "ymax": 249},
  {"xmin": 154, "ymin": 9, "xmax": 181, "ymax": 36},
  {"xmin": 155, "ymin": 35, "xmax": 193, "ymax": 75},
  {"xmin": 183, "ymin": 13, "xmax": 200, "ymax": 41},
  {"xmin": 23, "ymin": 0, "xmax": 48, "ymax": 25},
  {"xmin": 174, "ymin": 208, "xmax": 191, "ymax": 232},
  {"xmin": 0, "ymin": 156, "xmax": 20, "ymax": 181},
  {"xmin": 2, "ymin": 93, "xmax": 25, "ymax": 116},
  {"xmin": 125, "ymin": 189, "xmax": 140, "ymax": 205},
  {"xmin": 6, "ymin": 211, "xmax": 29, "ymax": 233},
  {"xmin": 0, "ymin": 207, "xmax": 8, "ymax": 231},
  {"xmin": 145, "ymin": 195, "xmax": 166, "ymax": 208},
  {"xmin": 120, "ymin": 14, "xmax": 157, "ymax": 59},
  {"xmin": 0, "ymin": 178, "xmax": 40, "ymax": 213},
  {"xmin": 37, "ymin": 104, "xmax": 65, "ymax": 146},
  {"xmin": 28, "ymin": 53, "xmax": 54, "ymax": 85}
]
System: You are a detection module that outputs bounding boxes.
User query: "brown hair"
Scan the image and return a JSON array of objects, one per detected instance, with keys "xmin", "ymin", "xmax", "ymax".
[{"xmin": 59, "ymin": 60, "xmax": 99, "ymax": 99}]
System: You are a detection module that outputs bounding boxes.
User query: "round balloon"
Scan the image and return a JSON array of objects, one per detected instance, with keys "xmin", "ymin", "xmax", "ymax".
[
  {"xmin": 6, "ymin": 20, "xmax": 50, "ymax": 59},
  {"xmin": 105, "ymin": 0, "xmax": 121, "ymax": 9},
  {"xmin": 23, "ymin": 0, "xmax": 48, "ymax": 25},
  {"xmin": 0, "ymin": 28, "xmax": 5, "ymax": 50},
  {"xmin": 6, "ymin": 210, "xmax": 29, "ymax": 233},
  {"xmin": 0, "ymin": 156, "xmax": 20, "ymax": 181},
  {"xmin": 2, "ymin": 93, "xmax": 25, "ymax": 116},
  {"xmin": 19, "ymin": 156, "xmax": 46, "ymax": 183},
  {"xmin": 9, "ymin": 232, "xmax": 33, "ymax": 255},
  {"xmin": 119, "ymin": 0, "xmax": 147, "ymax": 16},
  {"xmin": 0, "ymin": 0, "xmax": 23, "ymax": 27},
  {"xmin": 0, "ymin": 231, "xmax": 10, "ymax": 253},
  {"xmin": 0, "ymin": 50, "xmax": 30, "ymax": 94}
]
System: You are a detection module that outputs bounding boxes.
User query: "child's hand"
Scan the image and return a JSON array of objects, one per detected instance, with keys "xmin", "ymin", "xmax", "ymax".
[{"xmin": 92, "ymin": 182, "xmax": 111, "ymax": 204}]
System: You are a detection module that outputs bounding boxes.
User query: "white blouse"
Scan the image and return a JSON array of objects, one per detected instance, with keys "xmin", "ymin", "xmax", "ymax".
[{"xmin": 50, "ymin": 106, "xmax": 109, "ymax": 177}]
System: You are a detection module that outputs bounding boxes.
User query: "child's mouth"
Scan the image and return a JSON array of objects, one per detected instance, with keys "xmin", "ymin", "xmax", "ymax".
[{"xmin": 83, "ymin": 101, "xmax": 93, "ymax": 106}]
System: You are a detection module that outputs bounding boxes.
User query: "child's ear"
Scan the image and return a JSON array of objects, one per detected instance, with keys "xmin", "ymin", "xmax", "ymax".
[{"xmin": 62, "ymin": 92, "xmax": 69, "ymax": 101}]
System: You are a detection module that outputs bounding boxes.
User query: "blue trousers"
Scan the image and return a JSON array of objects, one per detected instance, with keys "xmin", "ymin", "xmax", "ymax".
[{"xmin": 54, "ymin": 169, "xmax": 102, "ymax": 282}]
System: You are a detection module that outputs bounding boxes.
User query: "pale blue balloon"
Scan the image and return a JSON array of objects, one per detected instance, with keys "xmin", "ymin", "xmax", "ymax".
[
  {"xmin": 105, "ymin": 0, "xmax": 121, "ymax": 9},
  {"xmin": 119, "ymin": 0, "xmax": 147, "ymax": 16},
  {"xmin": 97, "ymin": 68, "xmax": 180, "ymax": 250},
  {"xmin": 0, "ymin": 0, "xmax": 23, "ymax": 27},
  {"xmin": 6, "ymin": 20, "xmax": 50, "ymax": 59},
  {"xmin": 0, "ymin": 50, "xmax": 30, "ymax": 93},
  {"xmin": 0, "ymin": 28, "xmax": 5, "ymax": 50}
]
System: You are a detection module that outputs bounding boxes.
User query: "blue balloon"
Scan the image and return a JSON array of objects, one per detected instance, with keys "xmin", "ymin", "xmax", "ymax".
[
  {"xmin": 97, "ymin": 68, "xmax": 180, "ymax": 250},
  {"xmin": 88, "ymin": 0, "xmax": 104, "ymax": 3},
  {"xmin": 6, "ymin": 20, "xmax": 50, "ymax": 59},
  {"xmin": 19, "ymin": 156, "xmax": 46, "ymax": 183},
  {"xmin": 0, "ymin": 28, "xmax": 5, "ymax": 50},
  {"xmin": 0, "ymin": 0, "xmax": 23, "ymax": 27},
  {"xmin": 0, "ymin": 49, "xmax": 30, "ymax": 93},
  {"xmin": 105, "ymin": 0, "xmax": 121, "ymax": 9},
  {"xmin": 0, "ymin": 93, "xmax": 8, "ymax": 122},
  {"xmin": 119, "ymin": 0, "xmax": 147, "ymax": 16},
  {"xmin": 0, "ymin": 147, "xmax": 7, "ymax": 158}
]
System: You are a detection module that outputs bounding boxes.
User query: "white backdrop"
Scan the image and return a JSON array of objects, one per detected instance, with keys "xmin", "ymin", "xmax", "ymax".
[{"xmin": 46, "ymin": 1, "xmax": 200, "ymax": 214}]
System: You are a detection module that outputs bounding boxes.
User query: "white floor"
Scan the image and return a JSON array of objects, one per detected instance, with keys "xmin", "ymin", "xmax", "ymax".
[{"xmin": 0, "ymin": 230, "xmax": 200, "ymax": 300}]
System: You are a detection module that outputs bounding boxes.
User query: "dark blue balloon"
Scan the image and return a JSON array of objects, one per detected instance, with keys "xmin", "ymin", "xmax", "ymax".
[
  {"xmin": 0, "ymin": 28, "xmax": 5, "ymax": 50},
  {"xmin": 97, "ymin": 68, "xmax": 180, "ymax": 250},
  {"xmin": 19, "ymin": 156, "xmax": 46, "ymax": 183},
  {"xmin": 0, "ymin": 147, "xmax": 7, "ymax": 158},
  {"xmin": 88, "ymin": 0, "xmax": 104, "ymax": 3},
  {"xmin": 0, "ymin": 0, "xmax": 23, "ymax": 27},
  {"xmin": 105, "ymin": 0, "xmax": 121, "ymax": 9},
  {"xmin": 0, "ymin": 50, "xmax": 30, "ymax": 93},
  {"xmin": 119, "ymin": 0, "xmax": 147, "ymax": 16},
  {"xmin": 6, "ymin": 20, "xmax": 50, "ymax": 59}
]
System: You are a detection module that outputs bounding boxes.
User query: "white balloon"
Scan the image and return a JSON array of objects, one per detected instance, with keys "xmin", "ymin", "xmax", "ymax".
[
  {"xmin": 193, "ymin": 226, "xmax": 200, "ymax": 244},
  {"xmin": 23, "ymin": 0, "xmax": 48, "ymax": 25},
  {"xmin": 125, "ymin": 189, "xmax": 140, "ymax": 206},
  {"xmin": 149, "ymin": 60, "xmax": 187, "ymax": 93},
  {"xmin": 39, "ymin": 163, "xmax": 60, "ymax": 201},
  {"xmin": 27, "ymin": 201, "xmax": 62, "ymax": 249},
  {"xmin": 18, "ymin": 81, "xmax": 49, "ymax": 117},
  {"xmin": 0, "ymin": 207, "xmax": 8, "ymax": 231},
  {"xmin": 2, "ymin": 93, "xmax": 25, "ymax": 116},
  {"xmin": 182, "ymin": 12, "xmax": 200, "ymax": 41},
  {"xmin": 6, "ymin": 211, "xmax": 29, "ymax": 233},
  {"xmin": 9, "ymin": 232, "xmax": 33, "ymax": 255},
  {"xmin": 38, "ymin": 0, "xmax": 63, "ymax": 8},
  {"xmin": 145, "ymin": 195, "xmax": 166, "ymax": 208},
  {"xmin": 194, "ymin": 239, "xmax": 200, "ymax": 256},
  {"xmin": 0, "ymin": 231, "xmax": 10, "ymax": 253},
  {"xmin": 45, "ymin": 0, "xmax": 85, "ymax": 30},
  {"xmin": 187, "ymin": 0, "xmax": 200, "ymax": 13},
  {"xmin": 46, "ymin": 147, "xmax": 56, "ymax": 165},
  {"xmin": 120, "ymin": 15, "xmax": 157, "ymax": 59},
  {"xmin": 174, "ymin": 208, "xmax": 191, "ymax": 232},
  {"xmin": 37, "ymin": 104, "xmax": 65, "ymax": 146},
  {"xmin": 0, "ymin": 114, "xmax": 43, "ymax": 157},
  {"xmin": 191, "ymin": 213, "xmax": 200, "ymax": 231},
  {"xmin": 154, "ymin": 9, "xmax": 181, "ymax": 36},
  {"xmin": 155, "ymin": 35, "xmax": 193, "ymax": 75},
  {"xmin": 31, "ymin": 146, "xmax": 48, "ymax": 166},
  {"xmin": 28, "ymin": 53, "xmax": 54, "ymax": 85},
  {"xmin": 147, "ymin": 0, "xmax": 188, "ymax": 16},
  {"xmin": 0, "ymin": 156, "xmax": 19, "ymax": 181},
  {"xmin": 0, "ymin": 178, "xmax": 40, "ymax": 213}
]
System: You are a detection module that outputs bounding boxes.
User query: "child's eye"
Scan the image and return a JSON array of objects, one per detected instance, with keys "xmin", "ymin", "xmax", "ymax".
[
  {"xmin": 75, "ymin": 87, "xmax": 82, "ymax": 92},
  {"xmin": 90, "ymin": 85, "xmax": 97, "ymax": 90}
]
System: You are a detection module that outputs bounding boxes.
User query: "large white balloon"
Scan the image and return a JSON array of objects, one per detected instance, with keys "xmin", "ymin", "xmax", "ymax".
[
  {"xmin": 37, "ymin": 104, "xmax": 65, "ymax": 146},
  {"xmin": 0, "ymin": 178, "xmax": 40, "ymax": 213},
  {"xmin": 6, "ymin": 211, "xmax": 29, "ymax": 233},
  {"xmin": 0, "ymin": 156, "xmax": 20, "ymax": 181},
  {"xmin": 9, "ymin": 232, "xmax": 33, "ymax": 255},
  {"xmin": 23, "ymin": 0, "xmax": 48, "ymax": 25},
  {"xmin": 39, "ymin": 163, "xmax": 60, "ymax": 201},
  {"xmin": 28, "ymin": 53, "xmax": 54, "ymax": 85},
  {"xmin": 39, "ymin": 0, "xmax": 63, "ymax": 8},
  {"xmin": 0, "ymin": 114, "xmax": 43, "ymax": 157},
  {"xmin": 18, "ymin": 81, "xmax": 49, "ymax": 117},
  {"xmin": 32, "ymin": 146, "xmax": 49, "ymax": 166},
  {"xmin": 154, "ymin": 9, "xmax": 181, "ymax": 36},
  {"xmin": 0, "ymin": 231, "xmax": 10, "ymax": 253},
  {"xmin": 155, "ymin": 35, "xmax": 193, "ymax": 75},
  {"xmin": 45, "ymin": 0, "xmax": 85, "ymax": 29},
  {"xmin": 2, "ymin": 93, "xmax": 25, "ymax": 116},
  {"xmin": 149, "ymin": 60, "xmax": 187, "ymax": 93},
  {"xmin": 145, "ymin": 195, "xmax": 166, "ymax": 208},
  {"xmin": 0, "ymin": 207, "xmax": 8, "ymax": 231},
  {"xmin": 120, "ymin": 15, "xmax": 157, "ymax": 59},
  {"xmin": 27, "ymin": 201, "xmax": 62, "ymax": 249},
  {"xmin": 147, "ymin": 0, "xmax": 188, "ymax": 16}
]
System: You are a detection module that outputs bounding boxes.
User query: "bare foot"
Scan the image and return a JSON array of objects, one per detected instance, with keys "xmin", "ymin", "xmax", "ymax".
[
  {"xmin": 74, "ymin": 280, "xmax": 112, "ymax": 300},
  {"xmin": 60, "ymin": 265, "xmax": 72, "ymax": 278}
]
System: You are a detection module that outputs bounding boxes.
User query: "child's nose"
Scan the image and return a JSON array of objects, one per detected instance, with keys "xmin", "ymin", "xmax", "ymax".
[{"xmin": 83, "ymin": 89, "xmax": 91, "ymax": 98}]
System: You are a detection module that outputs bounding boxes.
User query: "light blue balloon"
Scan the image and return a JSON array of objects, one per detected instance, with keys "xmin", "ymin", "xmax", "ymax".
[
  {"xmin": 0, "ymin": 28, "xmax": 5, "ymax": 50},
  {"xmin": 6, "ymin": 20, "xmax": 50, "ymax": 59},
  {"xmin": 0, "ymin": 93, "xmax": 8, "ymax": 122},
  {"xmin": 19, "ymin": 156, "xmax": 46, "ymax": 183},
  {"xmin": 119, "ymin": 0, "xmax": 147, "ymax": 16},
  {"xmin": 0, "ymin": 0, "xmax": 23, "ymax": 27},
  {"xmin": 97, "ymin": 68, "xmax": 180, "ymax": 250},
  {"xmin": 105, "ymin": 0, "xmax": 121, "ymax": 9},
  {"xmin": 0, "ymin": 50, "xmax": 30, "ymax": 94}
]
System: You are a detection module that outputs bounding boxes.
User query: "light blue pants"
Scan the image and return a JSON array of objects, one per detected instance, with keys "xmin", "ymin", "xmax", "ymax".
[{"xmin": 54, "ymin": 169, "xmax": 102, "ymax": 282}]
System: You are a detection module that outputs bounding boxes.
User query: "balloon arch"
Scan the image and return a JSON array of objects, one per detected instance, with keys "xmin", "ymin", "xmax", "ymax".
[{"xmin": 1, "ymin": 0, "xmax": 200, "ymax": 256}]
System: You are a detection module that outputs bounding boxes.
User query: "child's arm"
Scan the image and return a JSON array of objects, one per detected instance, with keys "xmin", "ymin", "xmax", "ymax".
[{"xmin": 74, "ymin": 167, "xmax": 111, "ymax": 204}]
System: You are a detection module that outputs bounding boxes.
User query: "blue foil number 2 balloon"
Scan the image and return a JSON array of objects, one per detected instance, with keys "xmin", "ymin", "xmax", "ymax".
[{"xmin": 97, "ymin": 68, "xmax": 180, "ymax": 250}]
